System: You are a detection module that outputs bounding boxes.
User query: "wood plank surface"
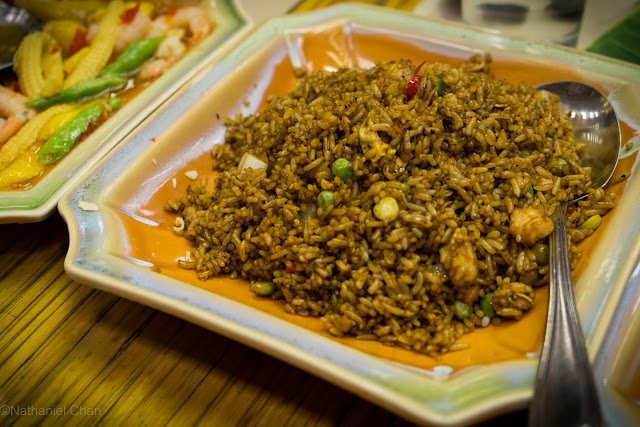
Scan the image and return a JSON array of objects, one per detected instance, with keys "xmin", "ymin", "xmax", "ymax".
[{"xmin": 0, "ymin": 214, "xmax": 527, "ymax": 426}]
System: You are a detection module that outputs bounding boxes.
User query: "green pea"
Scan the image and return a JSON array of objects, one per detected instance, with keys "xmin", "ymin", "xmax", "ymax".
[
  {"xmin": 454, "ymin": 300, "xmax": 472, "ymax": 319},
  {"xmin": 551, "ymin": 158, "xmax": 568, "ymax": 176},
  {"xmin": 479, "ymin": 293, "xmax": 497, "ymax": 318},
  {"xmin": 433, "ymin": 75, "xmax": 445, "ymax": 96},
  {"xmin": 317, "ymin": 191, "xmax": 335, "ymax": 209},
  {"xmin": 520, "ymin": 148, "xmax": 532, "ymax": 157},
  {"xmin": 520, "ymin": 270, "xmax": 539, "ymax": 285},
  {"xmin": 532, "ymin": 242, "xmax": 550, "ymax": 265},
  {"xmin": 108, "ymin": 97, "xmax": 122, "ymax": 110},
  {"xmin": 249, "ymin": 281, "xmax": 277, "ymax": 297},
  {"xmin": 331, "ymin": 158, "xmax": 353, "ymax": 181}
]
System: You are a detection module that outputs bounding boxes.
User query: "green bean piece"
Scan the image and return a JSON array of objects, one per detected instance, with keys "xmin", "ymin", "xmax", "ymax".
[
  {"xmin": 249, "ymin": 281, "xmax": 277, "ymax": 297},
  {"xmin": 454, "ymin": 300, "xmax": 472, "ymax": 319},
  {"xmin": 432, "ymin": 75, "xmax": 445, "ymax": 96},
  {"xmin": 528, "ymin": 185, "xmax": 534, "ymax": 196},
  {"xmin": 108, "ymin": 97, "xmax": 122, "ymax": 110},
  {"xmin": 317, "ymin": 191, "xmax": 335, "ymax": 209},
  {"xmin": 331, "ymin": 158, "xmax": 353, "ymax": 181},
  {"xmin": 38, "ymin": 102, "xmax": 103, "ymax": 165},
  {"xmin": 479, "ymin": 293, "xmax": 497, "ymax": 318},
  {"xmin": 551, "ymin": 157, "xmax": 568, "ymax": 176},
  {"xmin": 101, "ymin": 36, "xmax": 165, "ymax": 77},
  {"xmin": 532, "ymin": 242, "xmax": 550, "ymax": 265},
  {"xmin": 25, "ymin": 74, "xmax": 128, "ymax": 110}
]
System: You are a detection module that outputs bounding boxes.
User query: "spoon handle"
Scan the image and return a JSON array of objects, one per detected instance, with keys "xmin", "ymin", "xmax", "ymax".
[{"xmin": 528, "ymin": 203, "xmax": 602, "ymax": 427}]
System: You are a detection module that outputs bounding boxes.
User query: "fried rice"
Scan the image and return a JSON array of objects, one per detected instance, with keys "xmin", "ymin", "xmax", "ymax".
[{"xmin": 165, "ymin": 54, "xmax": 616, "ymax": 356}]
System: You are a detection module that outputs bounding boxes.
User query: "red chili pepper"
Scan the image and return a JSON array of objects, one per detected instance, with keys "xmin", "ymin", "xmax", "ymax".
[
  {"xmin": 120, "ymin": 4, "xmax": 140, "ymax": 23},
  {"xmin": 407, "ymin": 74, "xmax": 422, "ymax": 100},
  {"xmin": 568, "ymin": 208, "xmax": 575, "ymax": 214},
  {"xmin": 285, "ymin": 266, "xmax": 296, "ymax": 273},
  {"xmin": 10, "ymin": 80, "xmax": 21, "ymax": 93},
  {"xmin": 70, "ymin": 28, "xmax": 88, "ymax": 54},
  {"xmin": 51, "ymin": 46, "xmax": 60, "ymax": 55},
  {"xmin": 414, "ymin": 61, "xmax": 426, "ymax": 74},
  {"xmin": 150, "ymin": 137, "xmax": 157, "ymax": 143}
]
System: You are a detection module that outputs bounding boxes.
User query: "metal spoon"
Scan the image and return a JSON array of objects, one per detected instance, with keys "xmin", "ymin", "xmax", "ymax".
[
  {"xmin": 0, "ymin": 3, "xmax": 40, "ymax": 71},
  {"xmin": 528, "ymin": 82, "xmax": 620, "ymax": 427}
]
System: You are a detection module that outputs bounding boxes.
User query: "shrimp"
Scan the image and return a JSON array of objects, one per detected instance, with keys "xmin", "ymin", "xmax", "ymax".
[
  {"xmin": 509, "ymin": 207, "xmax": 554, "ymax": 246},
  {"xmin": 113, "ymin": 7, "xmax": 152, "ymax": 53},
  {"xmin": 138, "ymin": 32, "xmax": 185, "ymax": 80},
  {"xmin": 148, "ymin": 6, "xmax": 211, "ymax": 45},
  {"xmin": 0, "ymin": 86, "xmax": 36, "ymax": 147}
]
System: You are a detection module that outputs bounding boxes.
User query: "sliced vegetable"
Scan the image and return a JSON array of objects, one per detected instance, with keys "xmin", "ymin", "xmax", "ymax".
[
  {"xmin": 64, "ymin": 0, "xmax": 125, "ymax": 88},
  {"xmin": 528, "ymin": 185, "xmax": 534, "ymax": 196},
  {"xmin": 63, "ymin": 47, "xmax": 90, "ymax": 74},
  {"xmin": 0, "ymin": 105, "xmax": 76, "ymax": 171},
  {"xmin": 43, "ymin": 20, "xmax": 87, "ymax": 56},
  {"xmin": 331, "ymin": 158, "xmax": 353, "ymax": 181},
  {"xmin": 37, "ymin": 105, "xmax": 87, "ymax": 141},
  {"xmin": 101, "ymin": 36, "xmax": 165, "ymax": 77},
  {"xmin": 373, "ymin": 196, "xmax": 399, "ymax": 221},
  {"xmin": 531, "ymin": 242, "xmax": 549, "ymax": 265},
  {"xmin": 0, "ymin": 142, "xmax": 46, "ymax": 188},
  {"xmin": 406, "ymin": 74, "xmax": 422, "ymax": 100},
  {"xmin": 237, "ymin": 153, "xmax": 267, "ymax": 174},
  {"xmin": 26, "ymin": 74, "xmax": 128, "ymax": 110},
  {"xmin": 317, "ymin": 191, "xmax": 334, "ymax": 210},
  {"xmin": 581, "ymin": 214, "xmax": 602, "ymax": 230},
  {"xmin": 38, "ymin": 102, "xmax": 103, "ymax": 165},
  {"xmin": 249, "ymin": 281, "xmax": 277, "ymax": 297},
  {"xmin": 479, "ymin": 293, "xmax": 497, "ymax": 318},
  {"xmin": 454, "ymin": 301, "xmax": 472, "ymax": 319}
]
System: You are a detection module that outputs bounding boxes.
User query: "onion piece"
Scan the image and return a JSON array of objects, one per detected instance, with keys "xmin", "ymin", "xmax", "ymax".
[{"xmin": 237, "ymin": 153, "xmax": 267, "ymax": 174}]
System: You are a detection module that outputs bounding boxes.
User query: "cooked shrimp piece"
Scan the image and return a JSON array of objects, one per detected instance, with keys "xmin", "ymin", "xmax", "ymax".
[
  {"xmin": 138, "ymin": 32, "xmax": 185, "ymax": 80},
  {"xmin": 149, "ymin": 6, "xmax": 211, "ymax": 44},
  {"xmin": 440, "ymin": 228, "xmax": 479, "ymax": 287},
  {"xmin": 114, "ymin": 7, "xmax": 152, "ymax": 53},
  {"xmin": 509, "ymin": 207, "xmax": 554, "ymax": 247},
  {"xmin": 138, "ymin": 57, "xmax": 175, "ymax": 80},
  {"xmin": 0, "ymin": 86, "xmax": 36, "ymax": 147}
]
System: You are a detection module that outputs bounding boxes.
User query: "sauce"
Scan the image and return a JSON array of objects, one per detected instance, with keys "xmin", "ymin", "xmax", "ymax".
[{"xmin": 118, "ymin": 28, "xmax": 638, "ymax": 371}]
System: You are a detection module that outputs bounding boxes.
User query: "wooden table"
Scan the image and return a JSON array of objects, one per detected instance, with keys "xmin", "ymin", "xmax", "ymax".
[{"xmin": 0, "ymin": 213, "xmax": 527, "ymax": 425}]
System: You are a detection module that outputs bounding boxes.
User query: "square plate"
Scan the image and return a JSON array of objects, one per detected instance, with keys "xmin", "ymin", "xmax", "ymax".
[
  {"xmin": 0, "ymin": 0, "xmax": 248, "ymax": 224},
  {"xmin": 59, "ymin": 4, "xmax": 640, "ymax": 425}
]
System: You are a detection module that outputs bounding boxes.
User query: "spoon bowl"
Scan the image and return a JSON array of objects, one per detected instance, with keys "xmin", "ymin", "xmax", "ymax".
[
  {"xmin": 529, "ymin": 82, "xmax": 621, "ymax": 427},
  {"xmin": 0, "ymin": 3, "xmax": 40, "ymax": 71},
  {"xmin": 538, "ymin": 81, "xmax": 620, "ymax": 193}
]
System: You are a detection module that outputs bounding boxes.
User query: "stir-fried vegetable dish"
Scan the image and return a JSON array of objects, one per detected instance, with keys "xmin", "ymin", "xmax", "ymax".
[{"xmin": 0, "ymin": 0, "xmax": 214, "ymax": 190}]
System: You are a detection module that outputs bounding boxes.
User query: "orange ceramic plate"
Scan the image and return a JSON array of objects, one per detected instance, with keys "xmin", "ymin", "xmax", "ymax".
[{"xmin": 60, "ymin": 5, "xmax": 640, "ymax": 426}]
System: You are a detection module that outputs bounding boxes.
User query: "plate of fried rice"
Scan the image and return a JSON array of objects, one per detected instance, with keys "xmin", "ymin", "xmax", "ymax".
[{"xmin": 59, "ymin": 4, "xmax": 640, "ymax": 425}]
